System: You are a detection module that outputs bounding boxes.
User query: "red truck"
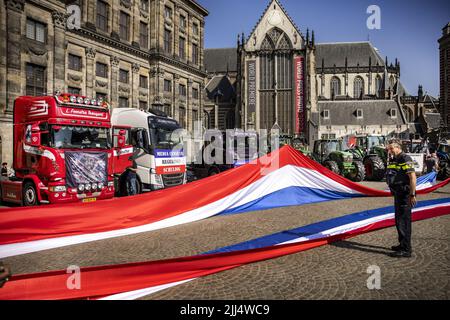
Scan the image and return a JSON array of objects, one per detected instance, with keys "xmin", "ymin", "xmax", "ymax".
[{"xmin": 0, "ymin": 93, "xmax": 130, "ymax": 206}]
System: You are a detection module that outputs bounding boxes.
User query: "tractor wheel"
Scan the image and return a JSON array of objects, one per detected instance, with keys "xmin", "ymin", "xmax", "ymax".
[
  {"xmin": 364, "ymin": 156, "xmax": 386, "ymax": 181},
  {"xmin": 437, "ymin": 165, "xmax": 450, "ymax": 181},
  {"xmin": 23, "ymin": 181, "xmax": 38, "ymax": 206},
  {"xmin": 347, "ymin": 161, "xmax": 365, "ymax": 182},
  {"xmin": 324, "ymin": 161, "xmax": 340, "ymax": 174}
]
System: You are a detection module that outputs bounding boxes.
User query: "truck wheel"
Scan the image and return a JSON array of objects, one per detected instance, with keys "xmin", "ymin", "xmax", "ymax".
[
  {"xmin": 208, "ymin": 168, "xmax": 220, "ymax": 176},
  {"xmin": 135, "ymin": 177, "xmax": 142, "ymax": 194},
  {"xmin": 23, "ymin": 181, "xmax": 38, "ymax": 206},
  {"xmin": 364, "ymin": 156, "xmax": 386, "ymax": 181},
  {"xmin": 347, "ymin": 161, "xmax": 365, "ymax": 182},
  {"xmin": 324, "ymin": 161, "xmax": 340, "ymax": 174}
]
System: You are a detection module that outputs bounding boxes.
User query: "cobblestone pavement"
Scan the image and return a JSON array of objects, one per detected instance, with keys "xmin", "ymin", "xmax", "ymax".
[{"xmin": 2, "ymin": 182, "xmax": 450, "ymax": 299}]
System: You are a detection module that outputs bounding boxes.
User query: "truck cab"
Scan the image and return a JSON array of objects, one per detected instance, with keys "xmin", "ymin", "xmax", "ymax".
[
  {"xmin": 190, "ymin": 130, "xmax": 259, "ymax": 179},
  {"xmin": 111, "ymin": 108, "xmax": 186, "ymax": 193},
  {"xmin": 0, "ymin": 93, "xmax": 117, "ymax": 206}
]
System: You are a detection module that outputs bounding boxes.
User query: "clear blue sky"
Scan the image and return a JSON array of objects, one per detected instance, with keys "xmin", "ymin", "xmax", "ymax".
[{"xmin": 197, "ymin": 0, "xmax": 450, "ymax": 97}]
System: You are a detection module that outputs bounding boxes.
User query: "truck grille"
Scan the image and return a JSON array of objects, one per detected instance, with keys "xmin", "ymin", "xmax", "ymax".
[{"xmin": 162, "ymin": 173, "xmax": 184, "ymax": 188}]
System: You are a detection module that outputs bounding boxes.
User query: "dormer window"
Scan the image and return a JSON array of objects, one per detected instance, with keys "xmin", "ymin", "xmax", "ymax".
[
  {"xmin": 357, "ymin": 109, "xmax": 363, "ymax": 119},
  {"xmin": 323, "ymin": 109, "xmax": 330, "ymax": 119},
  {"xmin": 390, "ymin": 108, "xmax": 397, "ymax": 118}
]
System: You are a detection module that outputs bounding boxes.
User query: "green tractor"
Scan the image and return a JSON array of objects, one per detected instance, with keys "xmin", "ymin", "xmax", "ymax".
[
  {"xmin": 279, "ymin": 134, "xmax": 312, "ymax": 157},
  {"xmin": 437, "ymin": 142, "xmax": 450, "ymax": 180},
  {"xmin": 348, "ymin": 135, "xmax": 387, "ymax": 181},
  {"xmin": 312, "ymin": 139, "xmax": 365, "ymax": 182}
]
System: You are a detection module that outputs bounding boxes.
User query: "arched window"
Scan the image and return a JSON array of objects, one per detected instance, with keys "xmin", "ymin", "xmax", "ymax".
[
  {"xmin": 258, "ymin": 28, "xmax": 295, "ymax": 133},
  {"xmin": 403, "ymin": 106, "xmax": 413, "ymax": 122},
  {"xmin": 353, "ymin": 76, "xmax": 364, "ymax": 99},
  {"xmin": 260, "ymin": 36, "xmax": 275, "ymax": 51},
  {"xmin": 276, "ymin": 34, "xmax": 292, "ymax": 50},
  {"xmin": 330, "ymin": 77, "xmax": 341, "ymax": 97},
  {"xmin": 203, "ymin": 110, "xmax": 210, "ymax": 130},
  {"xmin": 389, "ymin": 76, "xmax": 395, "ymax": 90},
  {"xmin": 375, "ymin": 75, "xmax": 383, "ymax": 97}
]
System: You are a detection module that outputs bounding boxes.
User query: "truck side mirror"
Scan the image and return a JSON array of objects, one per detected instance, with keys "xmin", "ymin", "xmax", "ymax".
[
  {"xmin": 25, "ymin": 124, "xmax": 41, "ymax": 147},
  {"xmin": 117, "ymin": 130, "xmax": 126, "ymax": 148},
  {"xmin": 30, "ymin": 132, "xmax": 41, "ymax": 147}
]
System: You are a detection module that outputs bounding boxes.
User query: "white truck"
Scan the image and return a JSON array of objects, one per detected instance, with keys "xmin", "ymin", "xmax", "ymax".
[{"xmin": 111, "ymin": 108, "xmax": 186, "ymax": 193}]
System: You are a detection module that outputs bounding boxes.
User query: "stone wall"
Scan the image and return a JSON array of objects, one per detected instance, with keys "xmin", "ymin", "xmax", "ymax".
[{"xmin": 0, "ymin": 0, "xmax": 208, "ymax": 165}]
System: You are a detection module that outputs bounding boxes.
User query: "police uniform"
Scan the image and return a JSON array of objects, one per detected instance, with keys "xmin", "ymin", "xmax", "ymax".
[{"xmin": 386, "ymin": 153, "xmax": 415, "ymax": 253}]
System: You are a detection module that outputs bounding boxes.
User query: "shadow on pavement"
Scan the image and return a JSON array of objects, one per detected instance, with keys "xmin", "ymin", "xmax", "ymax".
[
  {"xmin": 330, "ymin": 240, "xmax": 394, "ymax": 256},
  {"xmin": 430, "ymin": 190, "xmax": 450, "ymax": 195}
]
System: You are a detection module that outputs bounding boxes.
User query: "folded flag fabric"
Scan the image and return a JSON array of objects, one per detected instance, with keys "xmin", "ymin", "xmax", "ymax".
[
  {"xmin": 1, "ymin": 198, "xmax": 449, "ymax": 300},
  {"xmin": 1, "ymin": 146, "xmax": 449, "ymax": 259}
]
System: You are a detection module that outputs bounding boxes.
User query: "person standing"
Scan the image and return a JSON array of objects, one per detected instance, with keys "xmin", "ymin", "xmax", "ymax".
[
  {"xmin": 425, "ymin": 151, "xmax": 439, "ymax": 173},
  {"xmin": 386, "ymin": 139, "xmax": 417, "ymax": 258},
  {"xmin": 125, "ymin": 147, "xmax": 140, "ymax": 196},
  {"xmin": 1, "ymin": 163, "xmax": 8, "ymax": 177}
]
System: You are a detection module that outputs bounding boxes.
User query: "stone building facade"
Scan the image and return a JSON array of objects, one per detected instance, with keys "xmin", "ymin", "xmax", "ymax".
[
  {"xmin": 236, "ymin": 0, "xmax": 312, "ymax": 136},
  {"xmin": 0, "ymin": 0, "xmax": 208, "ymax": 165},
  {"xmin": 439, "ymin": 22, "xmax": 450, "ymax": 128},
  {"xmin": 204, "ymin": 0, "xmax": 409, "ymax": 146}
]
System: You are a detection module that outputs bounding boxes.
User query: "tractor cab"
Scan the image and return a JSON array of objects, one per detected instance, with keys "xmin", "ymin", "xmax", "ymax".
[
  {"xmin": 346, "ymin": 134, "xmax": 387, "ymax": 181},
  {"xmin": 437, "ymin": 142, "xmax": 450, "ymax": 180},
  {"xmin": 312, "ymin": 139, "xmax": 365, "ymax": 182},
  {"xmin": 313, "ymin": 139, "xmax": 345, "ymax": 162}
]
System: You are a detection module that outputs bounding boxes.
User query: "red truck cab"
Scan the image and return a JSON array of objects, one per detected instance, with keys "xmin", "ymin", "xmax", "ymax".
[{"xmin": 0, "ymin": 93, "xmax": 121, "ymax": 206}]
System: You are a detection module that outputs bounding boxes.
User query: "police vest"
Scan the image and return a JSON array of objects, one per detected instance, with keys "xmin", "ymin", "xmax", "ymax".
[{"xmin": 386, "ymin": 153, "xmax": 415, "ymax": 192}]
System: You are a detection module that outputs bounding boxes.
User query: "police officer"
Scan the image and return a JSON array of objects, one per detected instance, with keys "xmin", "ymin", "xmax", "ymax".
[{"xmin": 386, "ymin": 139, "xmax": 417, "ymax": 258}]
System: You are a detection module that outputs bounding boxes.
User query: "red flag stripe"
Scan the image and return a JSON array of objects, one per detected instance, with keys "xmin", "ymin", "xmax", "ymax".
[{"xmin": 0, "ymin": 204, "xmax": 448, "ymax": 300}]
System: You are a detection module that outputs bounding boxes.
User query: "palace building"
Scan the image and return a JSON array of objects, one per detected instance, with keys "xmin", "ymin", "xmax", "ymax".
[{"xmin": 0, "ymin": 0, "xmax": 208, "ymax": 165}]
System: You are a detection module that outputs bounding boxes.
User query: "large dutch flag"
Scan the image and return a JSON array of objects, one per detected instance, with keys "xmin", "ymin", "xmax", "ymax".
[
  {"xmin": 1, "ymin": 197, "xmax": 449, "ymax": 300},
  {"xmin": 0, "ymin": 146, "xmax": 448, "ymax": 259}
]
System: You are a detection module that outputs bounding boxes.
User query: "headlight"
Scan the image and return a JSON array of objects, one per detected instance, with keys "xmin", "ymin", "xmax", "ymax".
[
  {"xmin": 78, "ymin": 184, "xmax": 85, "ymax": 192},
  {"xmin": 155, "ymin": 174, "xmax": 163, "ymax": 185},
  {"xmin": 85, "ymin": 183, "xmax": 92, "ymax": 191},
  {"xmin": 91, "ymin": 182, "xmax": 97, "ymax": 190},
  {"xmin": 70, "ymin": 95, "xmax": 77, "ymax": 103},
  {"xmin": 84, "ymin": 98, "xmax": 91, "ymax": 105},
  {"xmin": 77, "ymin": 97, "xmax": 84, "ymax": 104},
  {"xmin": 50, "ymin": 186, "xmax": 66, "ymax": 192}
]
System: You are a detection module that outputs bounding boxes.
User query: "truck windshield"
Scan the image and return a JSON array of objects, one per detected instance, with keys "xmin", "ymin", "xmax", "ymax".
[
  {"xmin": 148, "ymin": 116, "xmax": 182, "ymax": 148},
  {"xmin": 51, "ymin": 125, "xmax": 111, "ymax": 149}
]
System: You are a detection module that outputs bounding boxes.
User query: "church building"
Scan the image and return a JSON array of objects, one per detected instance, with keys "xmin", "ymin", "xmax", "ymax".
[{"xmin": 204, "ymin": 0, "xmax": 413, "ymax": 145}]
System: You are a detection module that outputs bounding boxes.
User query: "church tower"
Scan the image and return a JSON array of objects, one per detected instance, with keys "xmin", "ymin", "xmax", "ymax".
[{"xmin": 238, "ymin": 0, "xmax": 311, "ymax": 138}]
